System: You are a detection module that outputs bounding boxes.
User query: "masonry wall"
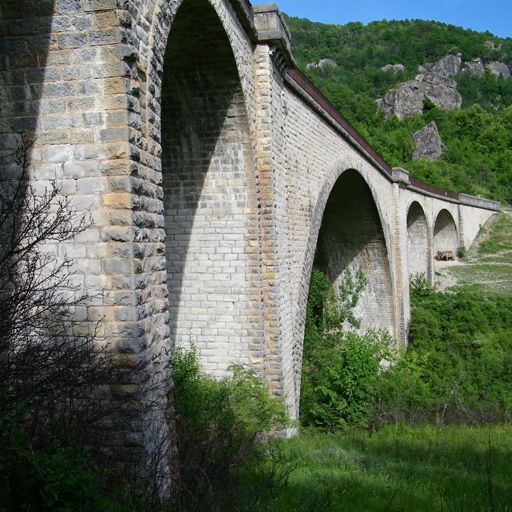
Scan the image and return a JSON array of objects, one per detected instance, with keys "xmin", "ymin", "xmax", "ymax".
[
  {"xmin": 0, "ymin": 0, "xmax": 500, "ymax": 458},
  {"xmin": 317, "ymin": 170, "xmax": 396, "ymax": 334},
  {"xmin": 407, "ymin": 201, "xmax": 430, "ymax": 279},
  {"xmin": 396, "ymin": 187, "xmax": 497, "ymax": 284},
  {"xmin": 258, "ymin": 49, "xmax": 402, "ymax": 417},
  {"xmin": 160, "ymin": 0, "xmax": 263, "ymax": 374},
  {"xmin": 459, "ymin": 201, "xmax": 497, "ymax": 249}
]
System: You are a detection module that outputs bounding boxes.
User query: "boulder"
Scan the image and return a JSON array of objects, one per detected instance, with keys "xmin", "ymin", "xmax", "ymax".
[
  {"xmin": 461, "ymin": 58, "xmax": 510, "ymax": 79},
  {"xmin": 485, "ymin": 40, "xmax": 502, "ymax": 51},
  {"xmin": 306, "ymin": 58, "xmax": 337, "ymax": 71},
  {"xmin": 382, "ymin": 63, "xmax": 406, "ymax": 74},
  {"xmin": 486, "ymin": 61, "xmax": 511, "ymax": 79},
  {"xmin": 419, "ymin": 54, "xmax": 461, "ymax": 77},
  {"xmin": 461, "ymin": 58, "xmax": 486, "ymax": 76},
  {"xmin": 377, "ymin": 73, "xmax": 462, "ymax": 119},
  {"xmin": 411, "ymin": 121, "xmax": 445, "ymax": 161}
]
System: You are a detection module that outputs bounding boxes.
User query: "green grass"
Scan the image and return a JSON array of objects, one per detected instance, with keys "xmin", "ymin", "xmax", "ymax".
[
  {"xmin": 267, "ymin": 424, "xmax": 512, "ymax": 512},
  {"xmin": 477, "ymin": 212, "xmax": 512, "ymax": 257},
  {"xmin": 439, "ymin": 210, "xmax": 512, "ymax": 296}
]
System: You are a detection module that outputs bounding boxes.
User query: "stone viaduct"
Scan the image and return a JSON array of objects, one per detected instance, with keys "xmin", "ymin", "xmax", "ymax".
[{"xmin": 0, "ymin": 0, "xmax": 500, "ymax": 437}]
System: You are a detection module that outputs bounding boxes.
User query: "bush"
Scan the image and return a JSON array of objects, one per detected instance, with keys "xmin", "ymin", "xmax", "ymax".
[
  {"xmin": 301, "ymin": 328, "xmax": 395, "ymax": 431},
  {"xmin": 376, "ymin": 289, "xmax": 512, "ymax": 425},
  {"xmin": 300, "ymin": 271, "xmax": 395, "ymax": 431},
  {"xmin": 171, "ymin": 343, "xmax": 294, "ymax": 511},
  {"xmin": 0, "ymin": 400, "xmax": 138, "ymax": 512}
]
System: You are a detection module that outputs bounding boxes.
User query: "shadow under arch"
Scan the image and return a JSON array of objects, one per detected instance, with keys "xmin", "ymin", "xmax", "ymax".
[
  {"xmin": 160, "ymin": 0, "xmax": 262, "ymax": 375},
  {"xmin": 291, "ymin": 166, "xmax": 396, "ymax": 417},
  {"xmin": 434, "ymin": 209, "xmax": 459, "ymax": 254},
  {"xmin": 316, "ymin": 169, "xmax": 396, "ymax": 334},
  {"xmin": 407, "ymin": 201, "xmax": 430, "ymax": 281}
]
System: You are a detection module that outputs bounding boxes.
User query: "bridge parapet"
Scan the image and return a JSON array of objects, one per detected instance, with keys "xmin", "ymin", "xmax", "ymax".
[
  {"xmin": 459, "ymin": 193, "xmax": 501, "ymax": 211},
  {"xmin": 408, "ymin": 176, "xmax": 459, "ymax": 201},
  {"xmin": 253, "ymin": 3, "xmax": 296, "ymax": 68}
]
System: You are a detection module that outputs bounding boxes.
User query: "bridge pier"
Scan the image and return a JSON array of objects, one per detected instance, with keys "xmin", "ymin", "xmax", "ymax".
[{"xmin": 0, "ymin": 0, "xmax": 500, "ymax": 484}]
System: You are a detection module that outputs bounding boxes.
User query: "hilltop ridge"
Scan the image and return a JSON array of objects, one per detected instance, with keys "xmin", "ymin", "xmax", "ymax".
[{"xmin": 283, "ymin": 16, "xmax": 512, "ymax": 203}]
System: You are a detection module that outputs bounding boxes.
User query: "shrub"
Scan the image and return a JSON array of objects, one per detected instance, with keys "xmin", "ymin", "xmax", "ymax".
[
  {"xmin": 300, "ymin": 271, "xmax": 395, "ymax": 431},
  {"xmin": 376, "ymin": 289, "xmax": 512, "ymax": 425},
  {"xmin": 0, "ymin": 400, "xmax": 136, "ymax": 512},
  {"xmin": 301, "ymin": 328, "xmax": 395, "ymax": 430},
  {"xmin": 171, "ymin": 343, "xmax": 293, "ymax": 511},
  {"xmin": 410, "ymin": 272, "xmax": 434, "ymax": 298}
]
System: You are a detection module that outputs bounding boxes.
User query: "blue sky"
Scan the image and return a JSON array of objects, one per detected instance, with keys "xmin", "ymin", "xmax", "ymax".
[{"xmin": 252, "ymin": 0, "xmax": 512, "ymax": 39}]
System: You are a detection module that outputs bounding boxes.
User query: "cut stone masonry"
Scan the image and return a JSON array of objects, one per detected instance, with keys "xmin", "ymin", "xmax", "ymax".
[{"xmin": 0, "ymin": 0, "xmax": 500, "ymax": 472}]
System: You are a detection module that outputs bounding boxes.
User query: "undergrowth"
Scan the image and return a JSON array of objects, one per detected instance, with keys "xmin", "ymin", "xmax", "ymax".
[
  {"xmin": 171, "ymin": 343, "xmax": 294, "ymax": 511},
  {"xmin": 269, "ymin": 424, "xmax": 512, "ymax": 511}
]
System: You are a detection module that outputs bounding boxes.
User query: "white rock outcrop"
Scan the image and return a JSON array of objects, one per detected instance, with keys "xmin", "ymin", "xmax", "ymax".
[
  {"xmin": 419, "ymin": 54, "xmax": 461, "ymax": 77},
  {"xmin": 377, "ymin": 73, "xmax": 462, "ymax": 119},
  {"xmin": 486, "ymin": 61, "xmax": 511, "ymax": 79},
  {"xmin": 382, "ymin": 63, "xmax": 406, "ymax": 74},
  {"xmin": 412, "ymin": 121, "xmax": 446, "ymax": 161},
  {"xmin": 306, "ymin": 58, "xmax": 337, "ymax": 71}
]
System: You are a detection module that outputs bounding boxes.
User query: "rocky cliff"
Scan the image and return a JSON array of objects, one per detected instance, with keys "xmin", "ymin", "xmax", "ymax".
[
  {"xmin": 378, "ymin": 52, "xmax": 510, "ymax": 119},
  {"xmin": 411, "ymin": 121, "xmax": 446, "ymax": 161},
  {"xmin": 376, "ymin": 73, "xmax": 462, "ymax": 120}
]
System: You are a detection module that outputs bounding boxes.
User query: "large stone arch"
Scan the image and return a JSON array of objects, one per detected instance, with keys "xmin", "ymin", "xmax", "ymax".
[
  {"xmin": 158, "ymin": 0, "xmax": 263, "ymax": 375},
  {"xmin": 407, "ymin": 201, "xmax": 430, "ymax": 280},
  {"xmin": 142, "ymin": 0, "xmax": 257, "ymax": 159},
  {"xmin": 292, "ymin": 163, "xmax": 396, "ymax": 418},
  {"xmin": 434, "ymin": 209, "xmax": 459, "ymax": 254}
]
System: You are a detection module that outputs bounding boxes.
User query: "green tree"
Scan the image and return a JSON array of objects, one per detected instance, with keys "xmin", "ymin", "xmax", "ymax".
[{"xmin": 300, "ymin": 271, "xmax": 394, "ymax": 431}]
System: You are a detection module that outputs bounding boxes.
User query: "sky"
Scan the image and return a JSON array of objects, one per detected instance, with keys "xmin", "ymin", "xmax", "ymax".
[{"xmin": 252, "ymin": 0, "xmax": 512, "ymax": 39}]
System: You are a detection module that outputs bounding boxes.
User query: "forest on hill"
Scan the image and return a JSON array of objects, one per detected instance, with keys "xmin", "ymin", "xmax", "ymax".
[{"xmin": 284, "ymin": 16, "xmax": 512, "ymax": 203}]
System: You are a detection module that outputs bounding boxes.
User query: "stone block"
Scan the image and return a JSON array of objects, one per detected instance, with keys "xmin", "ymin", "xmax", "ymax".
[
  {"xmin": 55, "ymin": 0, "xmax": 82, "ymax": 13},
  {"xmin": 62, "ymin": 66, "xmax": 93, "ymax": 81},
  {"xmin": 84, "ymin": 0, "xmax": 117, "ymax": 11},
  {"xmin": 63, "ymin": 160, "xmax": 99, "ymax": 178},
  {"xmin": 103, "ymin": 257, "xmax": 132, "ymax": 274},
  {"xmin": 89, "ymin": 28, "xmax": 120, "ymax": 45},
  {"xmin": 58, "ymin": 32, "xmax": 88, "ymax": 49}
]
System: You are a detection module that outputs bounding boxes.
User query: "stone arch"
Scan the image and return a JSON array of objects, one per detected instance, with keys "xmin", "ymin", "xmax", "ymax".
[
  {"xmin": 407, "ymin": 201, "xmax": 430, "ymax": 280},
  {"xmin": 159, "ymin": 0, "xmax": 263, "ymax": 376},
  {"xmin": 434, "ymin": 209, "xmax": 459, "ymax": 254},
  {"xmin": 291, "ymin": 164, "xmax": 396, "ymax": 417},
  {"xmin": 142, "ymin": 0, "xmax": 256, "ymax": 158}
]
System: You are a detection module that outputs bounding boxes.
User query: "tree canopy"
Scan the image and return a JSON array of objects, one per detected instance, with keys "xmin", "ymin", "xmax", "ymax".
[{"xmin": 285, "ymin": 16, "xmax": 512, "ymax": 203}]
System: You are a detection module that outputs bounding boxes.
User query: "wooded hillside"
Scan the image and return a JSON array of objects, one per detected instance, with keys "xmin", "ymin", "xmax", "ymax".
[{"xmin": 284, "ymin": 16, "xmax": 512, "ymax": 203}]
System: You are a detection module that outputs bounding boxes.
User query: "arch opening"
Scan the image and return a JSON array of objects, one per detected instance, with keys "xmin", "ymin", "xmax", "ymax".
[
  {"xmin": 407, "ymin": 201, "xmax": 429, "ymax": 281},
  {"xmin": 160, "ymin": 0, "xmax": 262, "ymax": 375},
  {"xmin": 434, "ymin": 209, "xmax": 459, "ymax": 255},
  {"xmin": 315, "ymin": 169, "xmax": 395, "ymax": 335}
]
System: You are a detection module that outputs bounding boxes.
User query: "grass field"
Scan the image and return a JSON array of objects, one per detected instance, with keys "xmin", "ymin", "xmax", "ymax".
[{"xmin": 268, "ymin": 424, "xmax": 512, "ymax": 512}]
